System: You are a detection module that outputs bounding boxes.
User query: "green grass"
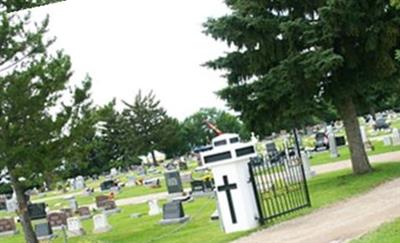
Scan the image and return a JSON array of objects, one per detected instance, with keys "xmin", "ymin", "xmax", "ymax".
[
  {"xmin": 310, "ymin": 141, "xmax": 400, "ymax": 166},
  {"xmin": 3, "ymin": 162, "xmax": 400, "ymax": 243},
  {"xmin": 39, "ymin": 181, "xmax": 192, "ymax": 210},
  {"xmin": 352, "ymin": 218, "xmax": 400, "ymax": 243}
]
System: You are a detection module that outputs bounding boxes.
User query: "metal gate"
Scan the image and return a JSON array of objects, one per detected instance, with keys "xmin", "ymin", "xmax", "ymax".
[{"xmin": 249, "ymin": 130, "xmax": 311, "ymax": 224}]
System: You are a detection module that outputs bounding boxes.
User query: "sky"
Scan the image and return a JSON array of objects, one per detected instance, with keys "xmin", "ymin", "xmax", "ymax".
[{"xmin": 28, "ymin": 0, "xmax": 232, "ymax": 120}]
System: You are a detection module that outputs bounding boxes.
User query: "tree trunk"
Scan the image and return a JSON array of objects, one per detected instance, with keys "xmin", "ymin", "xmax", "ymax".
[
  {"xmin": 336, "ymin": 96, "xmax": 372, "ymax": 174},
  {"xmin": 10, "ymin": 173, "xmax": 39, "ymax": 243},
  {"xmin": 151, "ymin": 150, "xmax": 158, "ymax": 166}
]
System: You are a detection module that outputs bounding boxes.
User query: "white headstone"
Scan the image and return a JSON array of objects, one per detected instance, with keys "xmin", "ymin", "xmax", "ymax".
[
  {"xmin": 327, "ymin": 125, "xmax": 339, "ymax": 158},
  {"xmin": 6, "ymin": 198, "xmax": 18, "ymax": 213},
  {"xmin": 383, "ymin": 136, "xmax": 393, "ymax": 146},
  {"xmin": 148, "ymin": 199, "xmax": 161, "ymax": 216},
  {"xmin": 110, "ymin": 168, "xmax": 118, "ymax": 177},
  {"xmin": 75, "ymin": 176, "xmax": 85, "ymax": 190},
  {"xmin": 301, "ymin": 151, "xmax": 316, "ymax": 179},
  {"xmin": 65, "ymin": 196, "xmax": 78, "ymax": 211},
  {"xmin": 360, "ymin": 126, "xmax": 368, "ymax": 143},
  {"xmin": 67, "ymin": 217, "xmax": 84, "ymax": 236},
  {"xmin": 392, "ymin": 128, "xmax": 400, "ymax": 145},
  {"xmin": 126, "ymin": 175, "xmax": 136, "ymax": 187},
  {"xmin": 93, "ymin": 214, "xmax": 111, "ymax": 233}
]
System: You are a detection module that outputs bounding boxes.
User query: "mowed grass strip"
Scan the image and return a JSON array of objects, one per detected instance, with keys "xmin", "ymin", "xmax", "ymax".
[
  {"xmin": 310, "ymin": 141, "xmax": 400, "ymax": 166},
  {"xmin": 351, "ymin": 217, "xmax": 400, "ymax": 243},
  {"xmin": 2, "ymin": 162, "xmax": 400, "ymax": 243}
]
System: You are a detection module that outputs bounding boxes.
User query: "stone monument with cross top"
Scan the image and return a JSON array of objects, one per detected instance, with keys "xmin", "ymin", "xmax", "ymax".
[{"xmin": 200, "ymin": 133, "xmax": 260, "ymax": 233}]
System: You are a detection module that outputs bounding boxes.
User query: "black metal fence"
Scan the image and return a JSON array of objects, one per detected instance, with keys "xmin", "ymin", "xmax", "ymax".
[{"xmin": 249, "ymin": 130, "xmax": 311, "ymax": 224}]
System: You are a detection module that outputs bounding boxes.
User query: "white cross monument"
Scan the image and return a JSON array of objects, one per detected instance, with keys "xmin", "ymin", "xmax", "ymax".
[{"xmin": 200, "ymin": 133, "xmax": 259, "ymax": 233}]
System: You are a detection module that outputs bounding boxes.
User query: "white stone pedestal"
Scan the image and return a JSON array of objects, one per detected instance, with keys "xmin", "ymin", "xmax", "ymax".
[{"xmin": 201, "ymin": 137, "xmax": 260, "ymax": 234}]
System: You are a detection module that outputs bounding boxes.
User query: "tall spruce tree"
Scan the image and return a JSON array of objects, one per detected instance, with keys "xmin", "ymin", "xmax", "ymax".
[
  {"xmin": 0, "ymin": 2, "xmax": 91, "ymax": 242},
  {"xmin": 204, "ymin": 1, "xmax": 400, "ymax": 174}
]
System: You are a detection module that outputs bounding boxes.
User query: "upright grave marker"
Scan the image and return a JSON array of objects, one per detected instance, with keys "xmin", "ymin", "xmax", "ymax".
[
  {"xmin": 93, "ymin": 214, "xmax": 111, "ymax": 233},
  {"xmin": 164, "ymin": 170, "xmax": 183, "ymax": 197},
  {"xmin": 0, "ymin": 218, "xmax": 17, "ymax": 236},
  {"xmin": 327, "ymin": 125, "xmax": 339, "ymax": 158}
]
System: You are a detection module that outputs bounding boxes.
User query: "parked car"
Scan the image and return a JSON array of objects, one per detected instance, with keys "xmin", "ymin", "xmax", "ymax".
[{"xmin": 373, "ymin": 118, "xmax": 390, "ymax": 130}]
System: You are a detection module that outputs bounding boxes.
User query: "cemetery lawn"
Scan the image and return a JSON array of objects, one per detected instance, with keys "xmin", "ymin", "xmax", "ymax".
[
  {"xmin": 3, "ymin": 162, "xmax": 400, "ymax": 243},
  {"xmin": 351, "ymin": 217, "xmax": 400, "ymax": 243},
  {"xmin": 310, "ymin": 141, "xmax": 400, "ymax": 166}
]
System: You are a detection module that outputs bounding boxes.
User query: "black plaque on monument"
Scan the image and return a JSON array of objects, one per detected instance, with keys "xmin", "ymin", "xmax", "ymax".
[
  {"xmin": 28, "ymin": 203, "xmax": 47, "ymax": 220},
  {"xmin": 164, "ymin": 171, "xmax": 183, "ymax": 194}
]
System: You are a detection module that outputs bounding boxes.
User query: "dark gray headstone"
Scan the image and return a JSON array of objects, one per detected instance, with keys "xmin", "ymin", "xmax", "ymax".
[
  {"xmin": 164, "ymin": 171, "xmax": 183, "ymax": 194},
  {"xmin": 191, "ymin": 180, "xmax": 205, "ymax": 193},
  {"xmin": 35, "ymin": 222, "xmax": 53, "ymax": 238},
  {"xmin": 100, "ymin": 180, "xmax": 115, "ymax": 191},
  {"xmin": 162, "ymin": 201, "xmax": 184, "ymax": 220},
  {"xmin": 28, "ymin": 203, "xmax": 46, "ymax": 220}
]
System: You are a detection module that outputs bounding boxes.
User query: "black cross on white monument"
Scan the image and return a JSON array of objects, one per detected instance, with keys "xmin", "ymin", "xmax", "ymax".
[{"xmin": 217, "ymin": 175, "xmax": 238, "ymax": 224}]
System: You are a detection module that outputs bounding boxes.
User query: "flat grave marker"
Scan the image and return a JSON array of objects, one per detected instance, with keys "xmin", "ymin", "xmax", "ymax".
[{"xmin": 0, "ymin": 218, "xmax": 17, "ymax": 236}]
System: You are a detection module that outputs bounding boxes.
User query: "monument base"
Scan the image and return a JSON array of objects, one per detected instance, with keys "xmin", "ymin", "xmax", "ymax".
[
  {"xmin": 37, "ymin": 234, "xmax": 56, "ymax": 241},
  {"xmin": 159, "ymin": 216, "xmax": 190, "ymax": 225},
  {"xmin": 79, "ymin": 215, "xmax": 92, "ymax": 220},
  {"xmin": 67, "ymin": 229, "xmax": 85, "ymax": 237},
  {"xmin": 103, "ymin": 208, "xmax": 121, "ymax": 216},
  {"xmin": 93, "ymin": 226, "xmax": 112, "ymax": 234},
  {"xmin": 191, "ymin": 191, "xmax": 215, "ymax": 199},
  {"xmin": 0, "ymin": 230, "xmax": 18, "ymax": 237}
]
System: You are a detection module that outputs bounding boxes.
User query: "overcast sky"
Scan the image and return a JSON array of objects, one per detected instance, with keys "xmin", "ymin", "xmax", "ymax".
[{"xmin": 28, "ymin": 0, "xmax": 231, "ymax": 120}]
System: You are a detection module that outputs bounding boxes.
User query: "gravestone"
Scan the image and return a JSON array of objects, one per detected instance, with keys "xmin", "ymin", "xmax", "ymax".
[
  {"xmin": 301, "ymin": 151, "xmax": 316, "ymax": 179},
  {"xmin": 60, "ymin": 208, "xmax": 74, "ymax": 218},
  {"xmin": 93, "ymin": 214, "xmax": 111, "ymax": 233},
  {"xmin": 360, "ymin": 126, "xmax": 373, "ymax": 151},
  {"xmin": 47, "ymin": 212, "xmax": 67, "ymax": 230},
  {"xmin": 136, "ymin": 166, "xmax": 146, "ymax": 176},
  {"xmin": 0, "ymin": 196, "xmax": 6, "ymax": 211},
  {"xmin": 78, "ymin": 207, "xmax": 91, "ymax": 220},
  {"xmin": 95, "ymin": 195, "xmax": 110, "ymax": 209},
  {"xmin": 126, "ymin": 175, "xmax": 136, "ymax": 187},
  {"xmin": 327, "ymin": 125, "xmax": 339, "ymax": 158},
  {"xmin": 35, "ymin": 222, "xmax": 53, "ymax": 240},
  {"xmin": 100, "ymin": 180, "xmax": 115, "ymax": 191},
  {"xmin": 67, "ymin": 217, "xmax": 85, "ymax": 236},
  {"xmin": 265, "ymin": 141, "xmax": 278, "ymax": 157},
  {"xmin": 165, "ymin": 171, "xmax": 183, "ymax": 196},
  {"xmin": 392, "ymin": 128, "xmax": 400, "ymax": 145},
  {"xmin": 110, "ymin": 168, "xmax": 118, "ymax": 177},
  {"xmin": 0, "ymin": 218, "xmax": 17, "ymax": 236},
  {"xmin": 102, "ymin": 200, "xmax": 121, "ymax": 215},
  {"xmin": 180, "ymin": 173, "xmax": 192, "ymax": 183},
  {"xmin": 65, "ymin": 196, "xmax": 78, "ymax": 212},
  {"xmin": 28, "ymin": 203, "xmax": 47, "ymax": 220},
  {"xmin": 148, "ymin": 199, "xmax": 161, "ymax": 216},
  {"xmin": 191, "ymin": 180, "xmax": 205, "ymax": 197},
  {"xmin": 75, "ymin": 176, "xmax": 85, "ymax": 190},
  {"xmin": 6, "ymin": 197, "xmax": 17, "ymax": 213},
  {"xmin": 143, "ymin": 178, "xmax": 160, "ymax": 188},
  {"xmin": 159, "ymin": 201, "xmax": 189, "ymax": 225},
  {"xmin": 383, "ymin": 136, "xmax": 393, "ymax": 146}
]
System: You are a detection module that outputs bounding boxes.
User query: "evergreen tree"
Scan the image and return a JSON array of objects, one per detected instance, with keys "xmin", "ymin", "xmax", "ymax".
[
  {"xmin": 204, "ymin": 0, "xmax": 400, "ymax": 174},
  {"xmin": 0, "ymin": 2, "xmax": 91, "ymax": 241}
]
